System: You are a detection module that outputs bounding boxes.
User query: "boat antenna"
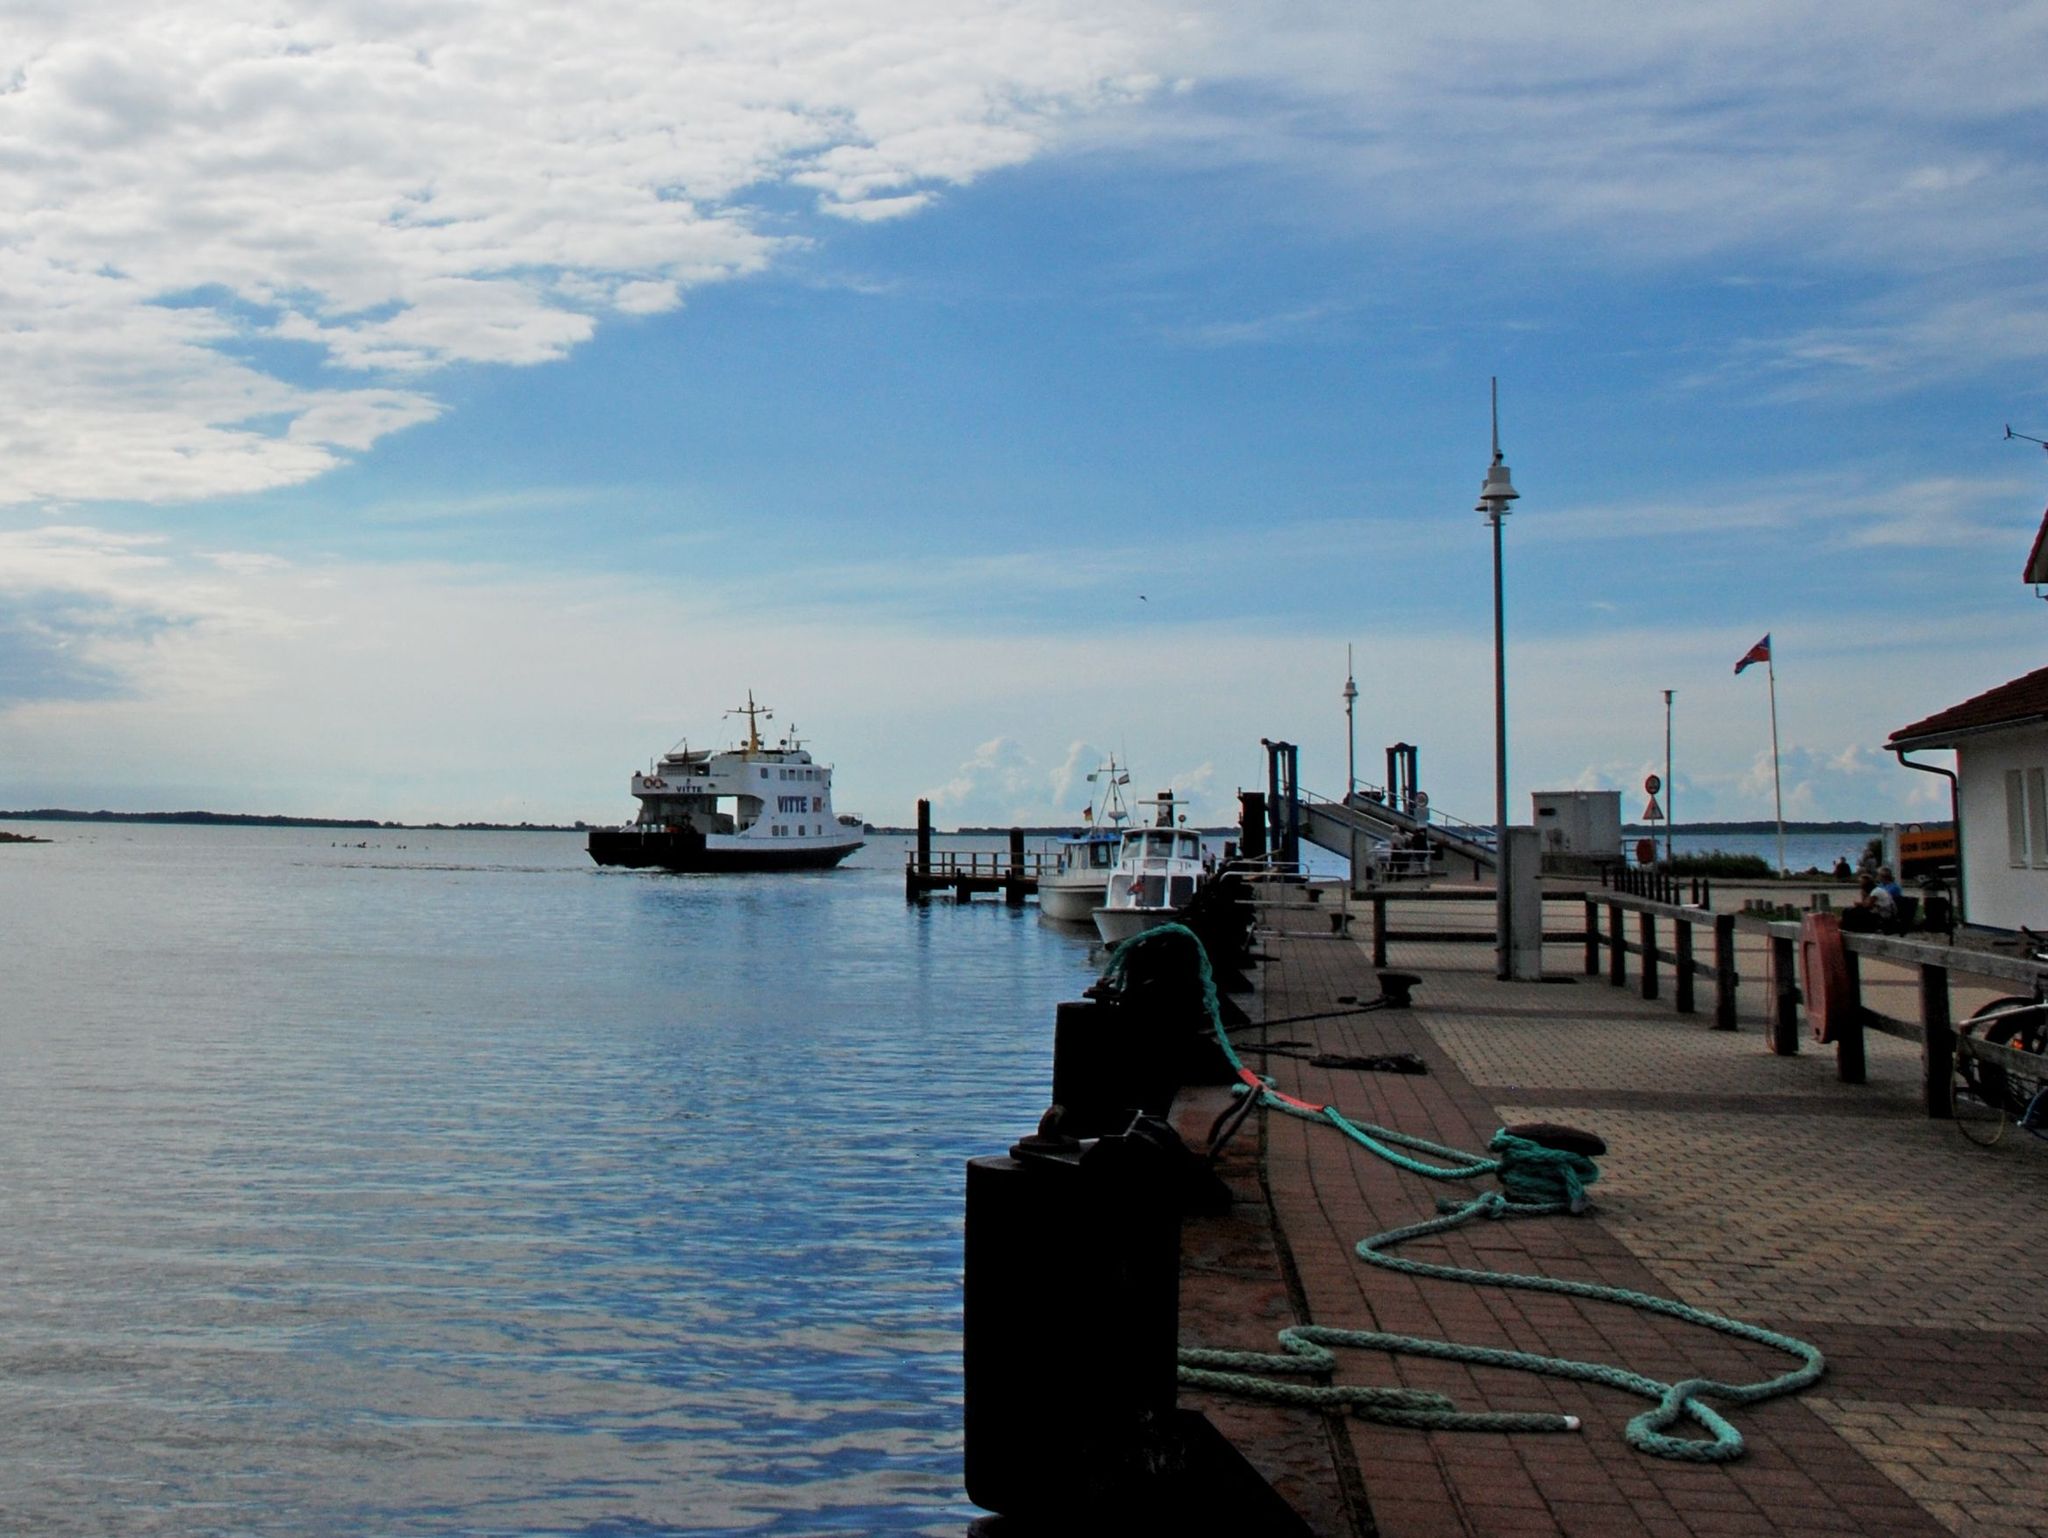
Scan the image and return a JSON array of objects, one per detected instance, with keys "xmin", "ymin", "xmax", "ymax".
[{"xmin": 725, "ymin": 691, "xmax": 772, "ymax": 756}]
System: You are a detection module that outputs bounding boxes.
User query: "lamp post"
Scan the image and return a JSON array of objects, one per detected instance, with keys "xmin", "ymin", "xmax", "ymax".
[
  {"xmin": 1663, "ymin": 689, "xmax": 1675, "ymax": 867},
  {"xmin": 1477, "ymin": 379, "xmax": 1519, "ymax": 982},
  {"xmin": 1343, "ymin": 645, "xmax": 1358, "ymax": 798}
]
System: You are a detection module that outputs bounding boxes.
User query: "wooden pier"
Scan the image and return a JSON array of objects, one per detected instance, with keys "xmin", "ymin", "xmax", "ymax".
[{"xmin": 904, "ymin": 799, "xmax": 1048, "ymax": 905}]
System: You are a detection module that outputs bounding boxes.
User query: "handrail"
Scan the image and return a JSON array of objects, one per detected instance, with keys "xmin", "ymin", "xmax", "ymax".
[{"xmin": 1301, "ymin": 785, "xmax": 1497, "ymax": 846}]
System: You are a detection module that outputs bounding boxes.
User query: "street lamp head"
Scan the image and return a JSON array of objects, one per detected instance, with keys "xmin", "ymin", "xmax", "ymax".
[{"xmin": 1476, "ymin": 455, "xmax": 1519, "ymax": 519}]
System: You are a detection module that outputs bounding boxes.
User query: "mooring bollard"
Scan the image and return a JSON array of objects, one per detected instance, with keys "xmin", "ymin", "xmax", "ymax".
[{"xmin": 963, "ymin": 1117, "xmax": 1181, "ymax": 1522}]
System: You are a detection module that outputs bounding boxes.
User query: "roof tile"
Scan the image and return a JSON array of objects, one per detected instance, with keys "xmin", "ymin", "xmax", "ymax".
[{"xmin": 1889, "ymin": 664, "xmax": 2048, "ymax": 746}]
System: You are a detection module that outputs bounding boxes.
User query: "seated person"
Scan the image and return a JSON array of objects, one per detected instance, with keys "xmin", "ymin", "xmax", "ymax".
[
  {"xmin": 1877, "ymin": 866, "xmax": 1904, "ymax": 905},
  {"xmin": 1842, "ymin": 874, "xmax": 1895, "ymax": 932}
]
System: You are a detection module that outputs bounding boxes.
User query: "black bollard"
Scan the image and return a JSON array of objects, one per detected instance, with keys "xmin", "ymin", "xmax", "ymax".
[
  {"xmin": 963, "ymin": 1121, "xmax": 1181, "ymax": 1521},
  {"xmin": 1051, "ymin": 996, "xmax": 1177, "ymax": 1138}
]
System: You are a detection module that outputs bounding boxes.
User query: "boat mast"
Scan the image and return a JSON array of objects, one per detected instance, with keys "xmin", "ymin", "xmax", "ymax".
[{"xmin": 725, "ymin": 691, "xmax": 772, "ymax": 757}]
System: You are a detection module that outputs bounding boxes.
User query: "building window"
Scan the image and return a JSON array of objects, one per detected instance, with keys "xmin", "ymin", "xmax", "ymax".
[
  {"xmin": 2008, "ymin": 769, "xmax": 2029, "ymax": 867},
  {"xmin": 2032, "ymin": 768, "xmax": 2048, "ymax": 868}
]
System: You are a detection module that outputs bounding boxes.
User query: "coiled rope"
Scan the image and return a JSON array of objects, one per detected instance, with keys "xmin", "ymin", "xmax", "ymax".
[{"xmin": 1104, "ymin": 924, "xmax": 1824, "ymax": 1461}]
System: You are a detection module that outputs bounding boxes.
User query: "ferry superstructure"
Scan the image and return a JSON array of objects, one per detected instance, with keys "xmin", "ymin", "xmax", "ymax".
[{"xmin": 587, "ymin": 694, "xmax": 865, "ymax": 873}]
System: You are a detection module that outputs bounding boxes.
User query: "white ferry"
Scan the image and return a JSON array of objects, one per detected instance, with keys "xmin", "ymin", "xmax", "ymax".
[{"xmin": 587, "ymin": 694, "xmax": 865, "ymax": 873}]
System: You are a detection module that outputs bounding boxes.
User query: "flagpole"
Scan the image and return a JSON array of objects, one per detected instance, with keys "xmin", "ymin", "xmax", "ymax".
[{"xmin": 1766, "ymin": 652, "xmax": 1785, "ymax": 874}]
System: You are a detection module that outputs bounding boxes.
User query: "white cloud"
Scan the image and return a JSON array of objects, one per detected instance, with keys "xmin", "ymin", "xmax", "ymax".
[
  {"xmin": 6, "ymin": 517, "xmax": 2030, "ymax": 828},
  {"xmin": 0, "ymin": 0, "xmax": 1173, "ymax": 505},
  {"xmin": 1696, "ymin": 284, "xmax": 2048, "ymax": 399},
  {"xmin": 5, "ymin": 3, "xmax": 2045, "ymax": 508}
]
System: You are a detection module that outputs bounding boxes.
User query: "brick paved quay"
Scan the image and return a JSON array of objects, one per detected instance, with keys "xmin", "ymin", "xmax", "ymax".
[{"xmin": 1175, "ymin": 890, "xmax": 2048, "ymax": 1538}]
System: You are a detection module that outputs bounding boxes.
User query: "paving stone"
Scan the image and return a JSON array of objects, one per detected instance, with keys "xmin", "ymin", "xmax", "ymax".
[{"xmin": 1170, "ymin": 906, "xmax": 2044, "ymax": 1536}]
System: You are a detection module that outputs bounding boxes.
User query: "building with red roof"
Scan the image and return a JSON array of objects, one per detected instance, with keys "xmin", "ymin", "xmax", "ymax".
[{"xmin": 1890, "ymin": 664, "xmax": 2048, "ymax": 931}]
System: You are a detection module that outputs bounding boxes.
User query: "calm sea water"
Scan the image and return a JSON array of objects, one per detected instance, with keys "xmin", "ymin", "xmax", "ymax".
[
  {"xmin": 1635, "ymin": 830, "xmax": 1885, "ymax": 871},
  {"xmin": 0, "ymin": 824, "xmax": 1106, "ymax": 1537}
]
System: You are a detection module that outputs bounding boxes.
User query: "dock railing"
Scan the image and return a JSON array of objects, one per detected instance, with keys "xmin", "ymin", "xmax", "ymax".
[
  {"xmin": 1580, "ymin": 888, "xmax": 1740, "ymax": 1032},
  {"xmin": 1363, "ymin": 882, "xmax": 2048, "ymax": 1119},
  {"xmin": 1763, "ymin": 927, "xmax": 2048, "ymax": 1116},
  {"xmin": 1359, "ymin": 888, "xmax": 1595, "ymax": 967},
  {"xmin": 1353, "ymin": 885, "xmax": 1736, "ymax": 1032}
]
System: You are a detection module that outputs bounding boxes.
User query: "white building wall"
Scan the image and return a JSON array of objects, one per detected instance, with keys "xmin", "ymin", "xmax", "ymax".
[
  {"xmin": 1531, "ymin": 790, "xmax": 1622, "ymax": 857},
  {"xmin": 1958, "ymin": 726, "xmax": 2048, "ymax": 930}
]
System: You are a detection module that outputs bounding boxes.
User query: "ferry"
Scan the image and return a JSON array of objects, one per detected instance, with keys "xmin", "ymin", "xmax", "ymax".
[{"xmin": 587, "ymin": 694, "xmax": 865, "ymax": 873}]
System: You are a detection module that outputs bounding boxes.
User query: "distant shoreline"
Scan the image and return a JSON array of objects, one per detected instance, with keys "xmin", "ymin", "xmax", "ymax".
[
  {"xmin": 0, "ymin": 811, "xmax": 1915, "ymax": 840},
  {"xmin": 1620, "ymin": 820, "xmax": 1891, "ymax": 836},
  {"xmin": 0, "ymin": 809, "xmax": 590, "ymax": 832}
]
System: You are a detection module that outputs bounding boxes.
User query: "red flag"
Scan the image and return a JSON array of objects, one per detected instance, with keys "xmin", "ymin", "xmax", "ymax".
[{"xmin": 1734, "ymin": 634, "xmax": 1771, "ymax": 674}]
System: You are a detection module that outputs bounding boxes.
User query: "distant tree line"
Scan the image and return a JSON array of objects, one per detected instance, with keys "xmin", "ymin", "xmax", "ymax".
[{"xmin": 0, "ymin": 809, "xmax": 589, "ymax": 831}]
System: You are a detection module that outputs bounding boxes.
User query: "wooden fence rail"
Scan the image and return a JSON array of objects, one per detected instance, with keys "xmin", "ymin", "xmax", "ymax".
[
  {"xmin": 1776, "ymin": 926, "xmax": 2048, "ymax": 1116},
  {"xmin": 1581, "ymin": 891, "xmax": 1739, "ymax": 1031},
  {"xmin": 1362, "ymin": 888, "xmax": 1591, "ymax": 968}
]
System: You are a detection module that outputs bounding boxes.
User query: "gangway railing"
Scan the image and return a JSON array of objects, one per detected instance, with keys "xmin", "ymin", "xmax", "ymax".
[{"xmin": 1298, "ymin": 786, "xmax": 1498, "ymax": 874}]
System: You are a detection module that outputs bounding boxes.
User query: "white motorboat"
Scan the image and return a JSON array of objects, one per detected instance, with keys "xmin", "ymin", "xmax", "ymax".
[
  {"xmin": 587, "ymin": 693, "xmax": 864, "ymax": 873},
  {"xmin": 1091, "ymin": 790, "xmax": 1206, "ymax": 945},
  {"xmin": 1038, "ymin": 757, "xmax": 1132, "ymax": 923}
]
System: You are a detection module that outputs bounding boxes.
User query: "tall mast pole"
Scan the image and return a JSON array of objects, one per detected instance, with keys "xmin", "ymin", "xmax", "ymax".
[
  {"xmin": 1663, "ymin": 689, "xmax": 1674, "ymax": 867},
  {"xmin": 1343, "ymin": 645, "xmax": 1358, "ymax": 798},
  {"xmin": 1767, "ymin": 656, "xmax": 1786, "ymax": 873},
  {"xmin": 1475, "ymin": 377, "xmax": 1519, "ymax": 981}
]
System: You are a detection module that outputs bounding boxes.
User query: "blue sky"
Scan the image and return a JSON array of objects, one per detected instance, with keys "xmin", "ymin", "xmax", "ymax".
[{"xmin": 2, "ymin": 2, "xmax": 2045, "ymax": 830}]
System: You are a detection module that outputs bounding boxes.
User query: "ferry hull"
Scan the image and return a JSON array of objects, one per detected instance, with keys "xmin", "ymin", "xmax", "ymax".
[{"xmin": 588, "ymin": 827, "xmax": 862, "ymax": 873}]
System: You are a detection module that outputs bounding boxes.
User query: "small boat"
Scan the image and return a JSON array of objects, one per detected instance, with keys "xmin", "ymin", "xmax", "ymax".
[
  {"xmin": 1091, "ymin": 790, "xmax": 1207, "ymax": 945},
  {"xmin": 1038, "ymin": 757, "xmax": 1132, "ymax": 923},
  {"xmin": 587, "ymin": 693, "xmax": 864, "ymax": 873}
]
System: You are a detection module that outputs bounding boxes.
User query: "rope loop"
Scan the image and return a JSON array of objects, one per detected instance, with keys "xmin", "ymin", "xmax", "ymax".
[{"xmin": 1115, "ymin": 921, "xmax": 1829, "ymax": 1461}]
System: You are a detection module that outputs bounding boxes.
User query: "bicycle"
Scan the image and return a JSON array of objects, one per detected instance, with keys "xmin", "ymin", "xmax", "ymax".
[{"xmin": 1951, "ymin": 990, "xmax": 2048, "ymax": 1146}]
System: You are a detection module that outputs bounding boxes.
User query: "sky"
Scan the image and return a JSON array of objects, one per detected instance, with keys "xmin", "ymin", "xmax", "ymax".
[{"xmin": 3, "ymin": 0, "xmax": 2047, "ymax": 832}]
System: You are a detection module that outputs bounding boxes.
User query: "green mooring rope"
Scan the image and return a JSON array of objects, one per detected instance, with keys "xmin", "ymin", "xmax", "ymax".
[{"xmin": 1104, "ymin": 924, "xmax": 1825, "ymax": 1462}]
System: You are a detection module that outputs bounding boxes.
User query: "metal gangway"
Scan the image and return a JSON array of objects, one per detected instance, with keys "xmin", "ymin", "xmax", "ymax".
[{"xmin": 1299, "ymin": 785, "xmax": 1498, "ymax": 878}]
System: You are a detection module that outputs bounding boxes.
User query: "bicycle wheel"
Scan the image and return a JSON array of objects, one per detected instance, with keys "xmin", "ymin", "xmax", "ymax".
[
  {"xmin": 2004, "ymin": 1010, "xmax": 2048, "ymax": 1134},
  {"xmin": 1952, "ymin": 1031, "xmax": 2008, "ymax": 1145},
  {"xmin": 1954, "ymin": 1000, "xmax": 2048, "ymax": 1146}
]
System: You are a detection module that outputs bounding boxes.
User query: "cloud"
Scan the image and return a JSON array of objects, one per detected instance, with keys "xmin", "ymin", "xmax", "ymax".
[
  {"xmin": 6, "ymin": 3, "xmax": 2045, "ymax": 509},
  {"xmin": 928, "ymin": 736, "xmax": 1043, "ymax": 817},
  {"xmin": 0, "ymin": 1, "xmax": 1171, "ymax": 506},
  {"xmin": 0, "ymin": 515, "xmax": 2031, "ymax": 826},
  {"xmin": 1530, "ymin": 472, "xmax": 2034, "ymax": 553},
  {"xmin": 1692, "ymin": 284, "xmax": 2048, "ymax": 400},
  {"xmin": 1165, "ymin": 305, "xmax": 1339, "ymax": 347}
]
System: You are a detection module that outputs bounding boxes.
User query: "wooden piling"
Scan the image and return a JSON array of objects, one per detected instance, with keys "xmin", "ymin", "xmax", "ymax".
[
  {"xmin": 1770, "ymin": 930, "xmax": 1801, "ymax": 1055},
  {"xmin": 1713, "ymin": 913, "xmax": 1738, "ymax": 1031},
  {"xmin": 909, "ymin": 799, "xmax": 933, "ymax": 902},
  {"xmin": 1837, "ymin": 947, "xmax": 1867, "ymax": 1084},
  {"xmin": 1919, "ymin": 961, "xmax": 1952, "ymax": 1118}
]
